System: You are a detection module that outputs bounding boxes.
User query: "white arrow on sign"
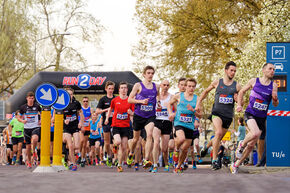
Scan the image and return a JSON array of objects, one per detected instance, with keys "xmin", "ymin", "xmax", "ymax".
[
  {"xmin": 40, "ymin": 88, "xmax": 52, "ymax": 101},
  {"xmin": 55, "ymin": 93, "xmax": 65, "ymax": 105}
]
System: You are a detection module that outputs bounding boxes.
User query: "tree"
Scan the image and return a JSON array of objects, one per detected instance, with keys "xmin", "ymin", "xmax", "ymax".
[
  {"xmin": 33, "ymin": 0, "xmax": 104, "ymax": 72},
  {"xmin": 0, "ymin": 0, "xmax": 35, "ymax": 95}
]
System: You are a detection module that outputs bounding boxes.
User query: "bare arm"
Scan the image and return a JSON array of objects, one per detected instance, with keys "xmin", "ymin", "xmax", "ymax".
[
  {"xmin": 195, "ymin": 80, "xmax": 218, "ymax": 113},
  {"xmin": 236, "ymin": 78, "xmax": 256, "ymax": 112},
  {"xmin": 167, "ymin": 93, "xmax": 180, "ymax": 122},
  {"xmin": 272, "ymin": 82, "xmax": 279, "ymax": 107},
  {"xmin": 78, "ymin": 109, "xmax": 84, "ymax": 128},
  {"xmin": 128, "ymin": 83, "xmax": 148, "ymax": 104},
  {"xmin": 105, "ymin": 107, "xmax": 112, "ymax": 125},
  {"xmin": 96, "ymin": 108, "xmax": 109, "ymax": 114}
]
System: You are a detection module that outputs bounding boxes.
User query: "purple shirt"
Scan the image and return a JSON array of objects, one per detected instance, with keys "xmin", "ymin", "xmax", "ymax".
[
  {"xmin": 134, "ymin": 82, "xmax": 157, "ymax": 118},
  {"xmin": 246, "ymin": 78, "xmax": 273, "ymax": 118}
]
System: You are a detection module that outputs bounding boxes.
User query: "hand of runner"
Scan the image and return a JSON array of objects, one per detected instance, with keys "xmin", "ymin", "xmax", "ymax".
[
  {"xmin": 186, "ymin": 104, "xmax": 194, "ymax": 112},
  {"xmin": 64, "ymin": 119, "xmax": 69, "ymax": 125},
  {"xmin": 142, "ymin": 98, "xmax": 149, "ymax": 104},
  {"xmin": 195, "ymin": 105, "xmax": 201, "ymax": 114},
  {"xmin": 127, "ymin": 109, "xmax": 133, "ymax": 115},
  {"xmin": 169, "ymin": 112, "xmax": 176, "ymax": 122},
  {"xmin": 22, "ymin": 120, "xmax": 27, "ymax": 124},
  {"xmin": 78, "ymin": 122, "xmax": 83, "ymax": 129},
  {"xmin": 104, "ymin": 119, "xmax": 109, "ymax": 125},
  {"xmin": 236, "ymin": 105, "xmax": 242, "ymax": 112},
  {"xmin": 272, "ymin": 94, "xmax": 278, "ymax": 102}
]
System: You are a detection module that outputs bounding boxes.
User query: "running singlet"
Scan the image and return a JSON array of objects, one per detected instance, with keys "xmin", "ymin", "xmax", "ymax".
[
  {"xmin": 89, "ymin": 116, "xmax": 102, "ymax": 139},
  {"xmin": 174, "ymin": 92, "xmax": 197, "ymax": 130},
  {"xmin": 10, "ymin": 118, "xmax": 24, "ymax": 138},
  {"xmin": 81, "ymin": 106, "xmax": 91, "ymax": 130},
  {"xmin": 97, "ymin": 95, "xmax": 115, "ymax": 125},
  {"xmin": 156, "ymin": 94, "xmax": 172, "ymax": 121},
  {"xmin": 111, "ymin": 96, "xmax": 134, "ymax": 128},
  {"xmin": 134, "ymin": 82, "xmax": 157, "ymax": 118},
  {"xmin": 212, "ymin": 79, "xmax": 237, "ymax": 118},
  {"xmin": 246, "ymin": 78, "xmax": 273, "ymax": 118},
  {"xmin": 63, "ymin": 97, "xmax": 82, "ymax": 129},
  {"xmin": 19, "ymin": 103, "xmax": 41, "ymax": 129}
]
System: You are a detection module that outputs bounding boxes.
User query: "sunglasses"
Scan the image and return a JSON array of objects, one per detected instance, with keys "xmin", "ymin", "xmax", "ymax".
[{"xmin": 83, "ymin": 101, "xmax": 89, "ymax": 102}]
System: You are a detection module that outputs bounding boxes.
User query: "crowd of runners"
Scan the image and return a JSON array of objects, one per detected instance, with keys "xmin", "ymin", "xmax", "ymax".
[{"xmin": 0, "ymin": 62, "xmax": 278, "ymax": 174}]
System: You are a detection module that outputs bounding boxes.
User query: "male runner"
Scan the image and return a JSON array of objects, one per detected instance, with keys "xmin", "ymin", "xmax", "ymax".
[
  {"xmin": 62, "ymin": 87, "xmax": 84, "ymax": 171},
  {"xmin": 89, "ymin": 113, "xmax": 102, "ymax": 165},
  {"xmin": 18, "ymin": 92, "xmax": 41, "ymax": 168},
  {"xmin": 152, "ymin": 80, "xmax": 172, "ymax": 172},
  {"xmin": 168, "ymin": 78, "xmax": 186, "ymax": 166},
  {"xmin": 231, "ymin": 63, "xmax": 278, "ymax": 174},
  {"xmin": 80, "ymin": 96, "xmax": 92, "ymax": 167},
  {"xmin": 127, "ymin": 65, "xmax": 160, "ymax": 169},
  {"xmin": 105, "ymin": 81, "xmax": 134, "ymax": 172},
  {"xmin": 168, "ymin": 78, "xmax": 202, "ymax": 173},
  {"xmin": 195, "ymin": 61, "xmax": 241, "ymax": 170},
  {"xmin": 96, "ymin": 81, "xmax": 115, "ymax": 167}
]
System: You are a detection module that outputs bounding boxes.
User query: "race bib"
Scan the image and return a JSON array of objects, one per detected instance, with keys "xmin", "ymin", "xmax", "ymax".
[
  {"xmin": 83, "ymin": 117, "xmax": 90, "ymax": 127},
  {"xmin": 253, "ymin": 100, "xmax": 268, "ymax": 111},
  {"xmin": 156, "ymin": 109, "xmax": 168, "ymax": 117},
  {"xmin": 15, "ymin": 131, "xmax": 23, "ymax": 136},
  {"xmin": 66, "ymin": 114, "xmax": 77, "ymax": 122},
  {"xmin": 117, "ymin": 113, "xmax": 128, "ymax": 120},
  {"xmin": 180, "ymin": 114, "xmax": 193, "ymax": 123},
  {"xmin": 140, "ymin": 103, "xmax": 154, "ymax": 112},
  {"xmin": 26, "ymin": 115, "xmax": 36, "ymax": 123},
  {"xmin": 219, "ymin": 95, "xmax": 233, "ymax": 104}
]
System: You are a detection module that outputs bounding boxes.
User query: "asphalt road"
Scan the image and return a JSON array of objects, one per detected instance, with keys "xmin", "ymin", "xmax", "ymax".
[{"xmin": 0, "ymin": 165, "xmax": 289, "ymax": 193}]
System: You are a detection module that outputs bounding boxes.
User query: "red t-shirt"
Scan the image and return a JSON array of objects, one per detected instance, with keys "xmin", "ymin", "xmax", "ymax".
[{"xmin": 111, "ymin": 96, "xmax": 134, "ymax": 128}]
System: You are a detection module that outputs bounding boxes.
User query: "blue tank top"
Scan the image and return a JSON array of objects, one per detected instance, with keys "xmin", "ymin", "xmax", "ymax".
[
  {"xmin": 174, "ymin": 92, "xmax": 197, "ymax": 130},
  {"xmin": 246, "ymin": 78, "xmax": 273, "ymax": 118},
  {"xmin": 89, "ymin": 116, "xmax": 102, "ymax": 139},
  {"xmin": 81, "ymin": 106, "xmax": 91, "ymax": 127},
  {"xmin": 134, "ymin": 82, "xmax": 157, "ymax": 118}
]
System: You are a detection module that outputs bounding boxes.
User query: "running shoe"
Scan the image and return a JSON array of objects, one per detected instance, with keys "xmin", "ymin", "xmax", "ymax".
[
  {"xmin": 236, "ymin": 140, "xmax": 244, "ymax": 159},
  {"xmin": 183, "ymin": 163, "xmax": 188, "ymax": 170},
  {"xmin": 212, "ymin": 160, "xmax": 221, "ymax": 170},
  {"xmin": 151, "ymin": 167, "xmax": 158, "ymax": 173},
  {"xmin": 230, "ymin": 162, "xmax": 238, "ymax": 174},
  {"xmin": 71, "ymin": 165, "xmax": 78, "ymax": 171},
  {"xmin": 69, "ymin": 164, "xmax": 73, "ymax": 170},
  {"xmin": 95, "ymin": 158, "xmax": 99, "ymax": 166},
  {"xmin": 192, "ymin": 161, "xmax": 197, "ymax": 169},
  {"xmin": 168, "ymin": 153, "xmax": 173, "ymax": 167},
  {"xmin": 134, "ymin": 163, "xmax": 139, "ymax": 171},
  {"xmin": 80, "ymin": 161, "xmax": 85, "ymax": 167},
  {"xmin": 117, "ymin": 166, "xmax": 123, "ymax": 172},
  {"xmin": 197, "ymin": 155, "xmax": 203, "ymax": 163},
  {"xmin": 106, "ymin": 157, "xmax": 112, "ymax": 167},
  {"xmin": 33, "ymin": 152, "xmax": 38, "ymax": 163},
  {"xmin": 27, "ymin": 162, "xmax": 32, "ymax": 169},
  {"xmin": 12, "ymin": 156, "xmax": 16, "ymax": 165},
  {"xmin": 15, "ymin": 160, "xmax": 20, "ymax": 165},
  {"xmin": 113, "ymin": 145, "xmax": 118, "ymax": 154},
  {"xmin": 200, "ymin": 148, "xmax": 208, "ymax": 158},
  {"xmin": 148, "ymin": 165, "xmax": 154, "ymax": 172},
  {"xmin": 143, "ymin": 160, "xmax": 153, "ymax": 169},
  {"xmin": 62, "ymin": 157, "xmax": 69, "ymax": 170},
  {"xmin": 173, "ymin": 151, "xmax": 179, "ymax": 162},
  {"xmin": 164, "ymin": 165, "xmax": 170, "ymax": 172},
  {"xmin": 127, "ymin": 153, "xmax": 134, "ymax": 166},
  {"xmin": 174, "ymin": 167, "xmax": 183, "ymax": 173}
]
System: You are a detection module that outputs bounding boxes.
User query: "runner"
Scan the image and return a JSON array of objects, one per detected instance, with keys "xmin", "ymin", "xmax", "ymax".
[
  {"xmin": 96, "ymin": 81, "xmax": 115, "ymax": 167},
  {"xmin": 168, "ymin": 78, "xmax": 202, "ymax": 173},
  {"xmin": 18, "ymin": 91, "xmax": 41, "ymax": 168},
  {"xmin": 89, "ymin": 113, "xmax": 102, "ymax": 166},
  {"xmin": 168, "ymin": 78, "xmax": 186, "ymax": 167},
  {"xmin": 2, "ymin": 126, "xmax": 12, "ymax": 165},
  {"xmin": 195, "ymin": 61, "xmax": 241, "ymax": 170},
  {"xmin": 8, "ymin": 110, "xmax": 24, "ymax": 165},
  {"xmin": 62, "ymin": 87, "xmax": 84, "ymax": 171},
  {"xmin": 105, "ymin": 81, "xmax": 134, "ymax": 172},
  {"xmin": 231, "ymin": 63, "xmax": 278, "ymax": 174},
  {"xmin": 80, "ymin": 96, "xmax": 92, "ymax": 167},
  {"xmin": 127, "ymin": 65, "xmax": 160, "ymax": 169},
  {"xmin": 152, "ymin": 80, "xmax": 172, "ymax": 172}
]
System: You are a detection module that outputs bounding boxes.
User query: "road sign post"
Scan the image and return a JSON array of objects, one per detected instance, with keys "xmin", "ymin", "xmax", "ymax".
[
  {"xmin": 34, "ymin": 83, "xmax": 58, "ymax": 173},
  {"xmin": 52, "ymin": 89, "xmax": 70, "ymax": 171}
]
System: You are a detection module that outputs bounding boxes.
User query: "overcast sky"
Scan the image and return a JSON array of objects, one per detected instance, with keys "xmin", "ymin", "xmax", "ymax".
[{"xmin": 82, "ymin": 0, "xmax": 137, "ymax": 71}]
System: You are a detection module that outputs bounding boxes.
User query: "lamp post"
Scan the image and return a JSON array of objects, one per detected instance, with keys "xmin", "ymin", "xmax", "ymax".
[{"xmin": 34, "ymin": 33, "xmax": 71, "ymax": 74}]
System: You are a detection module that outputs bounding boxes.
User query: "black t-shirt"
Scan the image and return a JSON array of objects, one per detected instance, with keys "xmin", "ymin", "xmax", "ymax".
[
  {"xmin": 19, "ymin": 103, "xmax": 42, "ymax": 129},
  {"xmin": 97, "ymin": 95, "xmax": 115, "ymax": 125},
  {"xmin": 63, "ymin": 97, "xmax": 82, "ymax": 129}
]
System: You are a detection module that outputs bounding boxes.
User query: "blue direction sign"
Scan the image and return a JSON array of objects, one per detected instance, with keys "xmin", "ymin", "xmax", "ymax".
[
  {"xmin": 52, "ymin": 89, "xmax": 70, "ymax": 110},
  {"xmin": 35, "ymin": 83, "xmax": 58, "ymax": 106}
]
